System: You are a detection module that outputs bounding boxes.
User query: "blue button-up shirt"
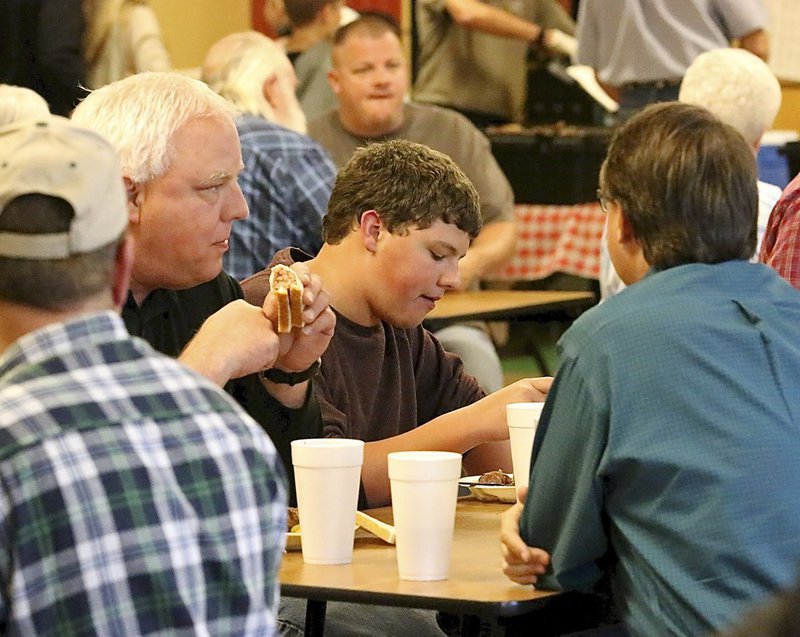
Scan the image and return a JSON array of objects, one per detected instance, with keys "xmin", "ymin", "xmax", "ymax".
[
  {"xmin": 226, "ymin": 114, "xmax": 336, "ymax": 280},
  {"xmin": 522, "ymin": 262, "xmax": 800, "ymax": 637}
]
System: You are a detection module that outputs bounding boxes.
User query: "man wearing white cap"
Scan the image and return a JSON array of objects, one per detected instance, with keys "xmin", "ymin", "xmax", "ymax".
[
  {"xmin": 0, "ymin": 118, "xmax": 288, "ymax": 634},
  {"xmin": 71, "ymin": 72, "xmax": 337, "ymax": 502}
]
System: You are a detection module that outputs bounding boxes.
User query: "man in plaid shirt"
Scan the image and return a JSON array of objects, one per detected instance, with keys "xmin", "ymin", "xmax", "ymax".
[
  {"xmin": 0, "ymin": 118, "xmax": 287, "ymax": 634},
  {"xmin": 760, "ymin": 171, "xmax": 800, "ymax": 289}
]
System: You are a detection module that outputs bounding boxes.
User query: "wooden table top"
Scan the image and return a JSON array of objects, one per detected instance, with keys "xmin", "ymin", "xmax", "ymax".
[
  {"xmin": 426, "ymin": 289, "xmax": 595, "ymax": 322},
  {"xmin": 280, "ymin": 497, "xmax": 556, "ymax": 617}
]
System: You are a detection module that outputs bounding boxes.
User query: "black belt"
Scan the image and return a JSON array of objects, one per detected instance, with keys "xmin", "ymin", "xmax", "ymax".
[{"xmin": 621, "ymin": 78, "xmax": 682, "ymax": 91}]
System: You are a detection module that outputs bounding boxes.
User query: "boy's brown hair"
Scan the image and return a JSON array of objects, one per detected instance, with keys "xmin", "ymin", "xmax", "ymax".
[{"xmin": 323, "ymin": 139, "xmax": 482, "ymax": 244}]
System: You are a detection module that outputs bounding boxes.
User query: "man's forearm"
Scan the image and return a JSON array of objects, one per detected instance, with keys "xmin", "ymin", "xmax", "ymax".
[
  {"xmin": 360, "ymin": 407, "xmax": 498, "ymax": 506},
  {"xmin": 444, "ymin": 0, "xmax": 542, "ymax": 42}
]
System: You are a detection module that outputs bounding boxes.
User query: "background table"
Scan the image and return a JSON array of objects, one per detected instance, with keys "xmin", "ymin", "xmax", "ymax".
[
  {"xmin": 487, "ymin": 126, "xmax": 610, "ymax": 284},
  {"xmin": 494, "ymin": 203, "xmax": 606, "ymax": 282},
  {"xmin": 427, "ymin": 289, "xmax": 595, "ymax": 323}
]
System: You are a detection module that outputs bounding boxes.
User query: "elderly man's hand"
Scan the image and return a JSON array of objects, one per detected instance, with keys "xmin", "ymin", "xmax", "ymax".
[
  {"xmin": 179, "ymin": 299, "xmax": 281, "ymax": 386},
  {"xmin": 263, "ymin": 263, "xmax": 336, "ymax": 373},
  {"xmin": 500, "ymin": 487, "xmax": 551, "ymax": 585}
]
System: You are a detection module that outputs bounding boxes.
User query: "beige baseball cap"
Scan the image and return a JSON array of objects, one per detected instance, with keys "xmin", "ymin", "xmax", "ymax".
[{"xmin": 0, "ymin": 117, "xmax": 128, "ymax": 259}]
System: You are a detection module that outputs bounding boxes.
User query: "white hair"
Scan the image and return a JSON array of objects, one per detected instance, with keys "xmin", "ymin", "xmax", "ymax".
[
  {"xmin": 679, "ymin": 48, "xmax": 781, "ymax": 149},
  {"xmin": 202, "ymin": 31, "xmax": 290, "ymax": 122},
  {"xmin": 71, "ymin": 71, "xmax": 239, "ymax": 183},
  {"xmin": 0, "ymin": 84, "xmax": 50, "ymax": 126}
]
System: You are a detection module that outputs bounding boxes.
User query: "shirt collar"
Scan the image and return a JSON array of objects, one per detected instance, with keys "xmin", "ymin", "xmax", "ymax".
[{"xmin": 0, "ymin": 311, "xmax": 128, "ymax": 379}]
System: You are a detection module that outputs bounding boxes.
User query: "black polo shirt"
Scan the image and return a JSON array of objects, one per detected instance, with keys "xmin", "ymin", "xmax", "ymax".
[{"xmin": 122, "ymin": 271, "xmax": 320, "ymax": 503}]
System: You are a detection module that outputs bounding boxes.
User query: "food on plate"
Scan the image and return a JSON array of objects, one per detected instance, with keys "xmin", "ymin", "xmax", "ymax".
[
  {"xmin": 287, "ymin": 506, "xmax": 301, "ymax": 533},
  {"xmin": 270, "ymin": 264, "xmax": 304, "ymax": 333},
  {"xmin": 478, "ymin": 469, "xmax": 514, "ymax": 486}
]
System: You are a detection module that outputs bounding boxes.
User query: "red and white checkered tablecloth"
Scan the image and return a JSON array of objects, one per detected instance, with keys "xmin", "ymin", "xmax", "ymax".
[{"xmin": 496, "ymin": 203, "xmax": 606, "ymax": 281}]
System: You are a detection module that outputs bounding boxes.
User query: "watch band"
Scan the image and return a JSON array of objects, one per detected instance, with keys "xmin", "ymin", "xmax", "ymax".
[{"xmin": 259, "ymin": 359, "xmax": 321, "ymax": 386}]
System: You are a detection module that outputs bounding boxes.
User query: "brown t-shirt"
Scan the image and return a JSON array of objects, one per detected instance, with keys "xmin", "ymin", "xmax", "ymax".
[{"xmin": 241, "ymin": 249, "xmax": 485, "ymax": 443}]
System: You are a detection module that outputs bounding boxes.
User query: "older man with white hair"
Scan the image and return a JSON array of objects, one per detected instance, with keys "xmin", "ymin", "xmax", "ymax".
[
  {"xmin": 71, "ymin": 72, "xmax": 336, "ymax": 503},
  {"xmin": 202, "ymin": 31, "xmax": 336, "ymax": 280}
]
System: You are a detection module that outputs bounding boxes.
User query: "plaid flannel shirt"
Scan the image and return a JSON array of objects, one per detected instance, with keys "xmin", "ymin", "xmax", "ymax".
[
  {"xmin": 225, "ymin": 115, "xmax": 336, "ymax": 280},
  {"xmin": 760, "ymin": 172, "xmax": 800, "ymax": 290},
  {"xmin": 0, "ymin": 312, "xmax": 287, "ymax": 636}
]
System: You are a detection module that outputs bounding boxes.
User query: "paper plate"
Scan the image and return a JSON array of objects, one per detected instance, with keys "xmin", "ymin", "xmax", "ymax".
[{"xmin": 459, "ymin": 475, "xmax": 516, "ymax": 504}]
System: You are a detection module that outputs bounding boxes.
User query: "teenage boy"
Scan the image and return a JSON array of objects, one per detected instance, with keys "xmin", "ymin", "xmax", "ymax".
[{"xmin": 243, "ymin": 139, "xmax": 551, "ymax": 508}]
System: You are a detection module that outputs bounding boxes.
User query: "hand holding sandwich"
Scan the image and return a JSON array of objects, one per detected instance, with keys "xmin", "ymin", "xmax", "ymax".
[{"xmin": 261, "ymin": 263, "xmax": 336, "ymax": 402}]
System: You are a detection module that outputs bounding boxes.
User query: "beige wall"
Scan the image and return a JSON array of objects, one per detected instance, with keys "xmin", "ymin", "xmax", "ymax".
[
  {"xmin": 775, "ymin": 84, "xmax": 800, "ymax": 132},
  {"xmin": 150, "ymin": 0, "xmax": 251, "ymax": 70}
]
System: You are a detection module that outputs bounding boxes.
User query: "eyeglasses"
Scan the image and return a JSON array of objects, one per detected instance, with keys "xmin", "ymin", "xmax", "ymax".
[{"xmin": 596, "ymin": 188, "xmax": 612, "ymax": 214}]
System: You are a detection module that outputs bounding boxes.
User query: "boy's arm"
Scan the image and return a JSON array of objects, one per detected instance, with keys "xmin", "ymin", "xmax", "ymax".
[{"xmin": 360, "ymin": 377, "xmax": 552, "ymax": 507}]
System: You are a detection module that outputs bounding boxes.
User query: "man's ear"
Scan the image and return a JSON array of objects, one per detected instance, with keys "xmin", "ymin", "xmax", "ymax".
[
  {"xmin": 617, "ymin": 210, "xmax": 637, "ymax": 247},
  {"xmin": 359, "ymin": 209, "xmax": 382, "ymax": 253},
  {"xmin": 123, "ymin": 176, "xmax": 142, "ymax": 226},
  {"xmin": 327, "ymin": 67, "xmax": 340, "ymax": 94},
  {"xmin": 111, "ymin": 234, "xmax": 135, "ymax": 308},
  {"xmin": 614, "ymin": 207, "xmax": 649, "ymax": 283}
]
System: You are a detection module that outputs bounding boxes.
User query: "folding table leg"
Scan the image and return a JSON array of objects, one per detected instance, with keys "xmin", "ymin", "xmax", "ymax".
[{"xmin": 304, "ymin": 599, "xmax": 327, "ymax": 636}]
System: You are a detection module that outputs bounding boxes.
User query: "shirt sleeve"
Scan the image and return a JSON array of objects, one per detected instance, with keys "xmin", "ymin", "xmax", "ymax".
[
  {"xmin": 454, "ymin": 117, "xmax": 515, "ymax": 224},
  {"xmin": 532, "ymin": 0, "xmax": 576, "ymax": 35},
  {"xmin": 520, "ymin": 351, "xmax": 611, "ymax": 593},
  {"xmin": 575, "ymin": 0, "xmax": 599, "ymax": 68},
  {"xmin": 413, "ymin": 327, "xmax": 486, "ymax": 423},
  {"xmin": 127, "ymin": 5, "xmax": 171, "ymax": 73},
  {"xmin": 713, "ymin": 0, "xmax": 769, "ymax": 38}
]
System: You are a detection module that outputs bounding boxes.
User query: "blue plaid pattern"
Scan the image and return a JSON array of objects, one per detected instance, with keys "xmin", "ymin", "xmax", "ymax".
[
  {"xmin": 0, "ymin": 312, "xmax": 287, "ymax": 636},
  {"xmin": 225, "ymin": 115, "xmax": 336, "ymax": 280}
]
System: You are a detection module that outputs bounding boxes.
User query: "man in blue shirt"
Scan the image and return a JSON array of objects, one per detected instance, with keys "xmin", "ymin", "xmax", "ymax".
[{"xmin": 501, "ymin": 102, "xmax": 800, "ymax": 637}]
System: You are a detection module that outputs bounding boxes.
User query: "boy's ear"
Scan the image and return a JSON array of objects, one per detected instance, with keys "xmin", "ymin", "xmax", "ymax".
[{"xmin": 359, "ymin": 209, "xmax": 382, "ymax": 253}]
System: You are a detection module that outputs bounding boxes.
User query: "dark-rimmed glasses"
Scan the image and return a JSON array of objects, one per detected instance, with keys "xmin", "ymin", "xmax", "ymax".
[{"xmin": 596, "ymin": 188, "xmax": 612, "ymax": 214}]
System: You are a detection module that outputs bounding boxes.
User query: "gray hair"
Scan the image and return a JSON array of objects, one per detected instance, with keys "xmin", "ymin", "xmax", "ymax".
[
  {"xmin": 71, "ymin": 72, "xmax": 239, "ymax": 184},
  {"xmin": 679, "ymin": 48, "xmax": 781, "ymax": 149},
  {"xmin": 202, "ymin": 31, "xmax": 290, "ymax": 122}
]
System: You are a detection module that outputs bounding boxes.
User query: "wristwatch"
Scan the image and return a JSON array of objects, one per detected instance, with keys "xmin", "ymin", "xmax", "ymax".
[{"xmin": 259, "ymin": 359, "xmax": 321, "ymax": 386}]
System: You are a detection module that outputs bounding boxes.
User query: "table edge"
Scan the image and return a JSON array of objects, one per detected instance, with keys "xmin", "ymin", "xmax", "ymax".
[{"xmin": 280, "ymin": 583, "xmax": 558, "ymax": 618}]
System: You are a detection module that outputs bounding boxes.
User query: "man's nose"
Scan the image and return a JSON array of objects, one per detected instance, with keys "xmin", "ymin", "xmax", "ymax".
[{"xmin": 223, "ymin": 180, "xmax": 248, "ymax": 221}]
